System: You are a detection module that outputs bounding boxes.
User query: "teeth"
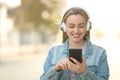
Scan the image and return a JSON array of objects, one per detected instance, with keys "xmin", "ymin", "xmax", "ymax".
[{"xmin": 73, "ymin": 35, "xmax": 80, "ymax": 38}]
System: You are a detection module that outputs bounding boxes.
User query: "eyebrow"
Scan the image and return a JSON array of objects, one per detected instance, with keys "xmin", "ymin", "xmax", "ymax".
[{"xmin": 68, "ymin": 23, "xmax": 85, "ymax": 25}]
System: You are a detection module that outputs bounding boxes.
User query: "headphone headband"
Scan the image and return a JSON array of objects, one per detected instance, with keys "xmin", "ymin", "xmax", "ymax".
[{"xmin": 60, "ymin": 7, "xmax": 92, "ymax": 32}]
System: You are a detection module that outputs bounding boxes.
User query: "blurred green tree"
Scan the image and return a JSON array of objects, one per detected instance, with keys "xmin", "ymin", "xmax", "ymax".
[{"xmin": 18, "ymin": 0, "xmax": 66, "ymax": 31}]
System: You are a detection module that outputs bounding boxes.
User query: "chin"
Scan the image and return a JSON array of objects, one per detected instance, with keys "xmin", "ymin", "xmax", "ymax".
[{"xmin": 72, "ymin": 39, "xmax": 81, "ymax": 43}]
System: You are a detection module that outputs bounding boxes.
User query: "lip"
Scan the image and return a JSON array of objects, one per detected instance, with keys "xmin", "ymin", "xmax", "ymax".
[{"xmin": 73, "ymin": 34, "xmax": 80, "ymax": 38}]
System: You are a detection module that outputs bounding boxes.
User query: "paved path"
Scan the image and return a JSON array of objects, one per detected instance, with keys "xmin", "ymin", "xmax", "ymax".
[{"xmin": 0, "ymin": 53, "xmax": 46, "ymax": 80}]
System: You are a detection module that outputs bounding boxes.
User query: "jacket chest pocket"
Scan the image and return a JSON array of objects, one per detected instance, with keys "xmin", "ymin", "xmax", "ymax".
[
  {"xmin": 86, "ymin": 57, "xmax": 99, "ymax": 73},
  {"xmin": 88, "ymin": 64, "xmax": 98, "ymax": 73}
]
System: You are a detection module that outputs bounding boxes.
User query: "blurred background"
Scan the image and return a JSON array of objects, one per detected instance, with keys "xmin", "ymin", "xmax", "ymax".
[{"xmin": 0, "ymin": 0, "xmax": 120, "ymax": 80}]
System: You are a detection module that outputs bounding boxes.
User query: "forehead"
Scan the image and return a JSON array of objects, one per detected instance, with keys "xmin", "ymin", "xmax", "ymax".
[{"xmin": 66, "ymin": 14, "xmax": 86, "ymax": 23}]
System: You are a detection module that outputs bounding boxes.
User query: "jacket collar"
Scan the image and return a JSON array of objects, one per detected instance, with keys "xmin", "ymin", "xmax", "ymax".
[
  {"xmin": 62, "ymin": 37, "xmax": 93, "ymax": 56},
  {"xmin": 62, "ymin": 39, "xmax": 69, "ymax": 54},
  {"xmin": 85, "ymin": 37, "xmax": 93, "ymax": 55}
]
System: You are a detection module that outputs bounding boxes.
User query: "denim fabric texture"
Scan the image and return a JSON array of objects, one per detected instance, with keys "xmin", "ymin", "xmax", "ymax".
[{"xmin": 40, "ymin": 37, "xmax": 110, "ymax": 80}]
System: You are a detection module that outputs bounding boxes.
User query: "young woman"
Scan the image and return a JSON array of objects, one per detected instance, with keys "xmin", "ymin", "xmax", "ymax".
[{"xmin": 40, "ymin": 7, "xmax": 109, "ymax": 80}]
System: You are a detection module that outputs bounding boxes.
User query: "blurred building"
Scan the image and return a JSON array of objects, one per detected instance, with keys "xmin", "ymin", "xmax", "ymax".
[{"xmin": 0, "ymin": 0, "xmax": 21, "ymax": 46}]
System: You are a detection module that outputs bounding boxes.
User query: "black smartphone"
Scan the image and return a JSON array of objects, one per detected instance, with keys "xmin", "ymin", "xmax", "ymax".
[{"xmin": 69, "ymin": 48, "xmax": 82, "ymax": 63}]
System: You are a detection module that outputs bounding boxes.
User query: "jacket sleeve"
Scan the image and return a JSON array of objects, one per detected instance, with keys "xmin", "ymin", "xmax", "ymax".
[
  {"xmin": 40, "ymin": 47, "xmax": 62, "ymax": 80},
  {"xmin": 77, "ymin": 50, "xmax": 110, "ymax": 80}
]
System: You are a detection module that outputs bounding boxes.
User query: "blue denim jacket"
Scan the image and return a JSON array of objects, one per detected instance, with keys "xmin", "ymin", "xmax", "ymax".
[{"xmin": 40, "ymin": 37, "xmax": 109, "ymax": 80}]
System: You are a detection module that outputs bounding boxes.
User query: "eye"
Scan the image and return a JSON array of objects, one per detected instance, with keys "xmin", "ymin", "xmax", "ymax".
[
  {"xmin": 79, "ymin": 24, "xmax": 85, "ymax": 28},
  {"xmin": 69, "ymin": 24, "xmax": 74, "ymax": 28}
]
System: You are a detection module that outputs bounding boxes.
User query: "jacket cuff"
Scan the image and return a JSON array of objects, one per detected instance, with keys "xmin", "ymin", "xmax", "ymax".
[
  {"xmin": 47, "ymin": 66, "xmax": 62, "ymax": 78},
  {"xmin": 79, "ymin": 68, "xmax": 95, "ymax": 79}
]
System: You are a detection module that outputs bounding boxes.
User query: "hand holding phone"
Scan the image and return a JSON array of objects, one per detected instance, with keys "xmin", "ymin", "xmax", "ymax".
[{"xmin": 69, "ymin": 48, "xmax": 82, "ymax": 63}]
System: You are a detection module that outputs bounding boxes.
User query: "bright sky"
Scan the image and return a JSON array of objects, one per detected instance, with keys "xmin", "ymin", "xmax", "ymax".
[
  {"xmin": 66, "ymin": 0, "xmax": 120, "ymax": 37},
  {"xmin": 0, "ymin": 0, "xmax": 21, "ymax": 8}
]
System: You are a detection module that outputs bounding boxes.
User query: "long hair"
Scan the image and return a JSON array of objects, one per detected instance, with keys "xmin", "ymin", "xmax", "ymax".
[{"xmin": 61, "ymin": 7, "xmax": 90, "ymax": 43}]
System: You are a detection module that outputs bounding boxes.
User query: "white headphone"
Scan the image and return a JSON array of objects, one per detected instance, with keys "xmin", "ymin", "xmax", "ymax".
[{"xmin": 60, "ymin": 20, "xmax": 91, "ymax": 32}]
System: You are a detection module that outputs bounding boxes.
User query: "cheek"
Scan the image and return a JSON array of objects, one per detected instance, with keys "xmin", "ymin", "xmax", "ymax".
[
  {"xmin": 66, "ymin": 28, "xmax": 72, "ymax": 34},
  {"xmin": 66, "ymin": 30, "xmax": 71, "ymax": 37},
  {"xmin": 81, "ymin": 29, "xmax": 86, "ymax": 34},
  {"xmin": 66, "ymin": 28, "xmax": 73, "ymax": 35}
]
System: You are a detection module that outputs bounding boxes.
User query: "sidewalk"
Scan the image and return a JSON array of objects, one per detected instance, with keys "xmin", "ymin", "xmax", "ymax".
[{"xmin": 0, "ymin": 53, "xmax": 47, "ymax": 80}]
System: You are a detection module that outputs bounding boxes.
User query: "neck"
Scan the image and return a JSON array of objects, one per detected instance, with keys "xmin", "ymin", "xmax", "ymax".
[{"xmin": 69, "ymin": 40, "xmax": 85, "ymax": 48}]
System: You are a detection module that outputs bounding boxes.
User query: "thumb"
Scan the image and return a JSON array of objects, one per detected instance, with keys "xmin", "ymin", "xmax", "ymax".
[{"xmin": 82, "ymin": 58, "xmax": 86, "ymax": 63}]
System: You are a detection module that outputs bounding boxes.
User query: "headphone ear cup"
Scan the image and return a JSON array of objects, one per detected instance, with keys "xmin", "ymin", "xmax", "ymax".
[
  {"xmin": 86, "ymin": 21, "xmax": 91, "ymax": 31},
  {"xmin": 60, "ymin": 22, "xmax": 66, "ymax": 32}
]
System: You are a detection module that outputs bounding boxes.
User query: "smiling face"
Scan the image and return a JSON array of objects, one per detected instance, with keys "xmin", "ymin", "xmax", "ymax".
[{"xmin": 66, "ymin": 14, "xmax": 86, "ymax": 44}]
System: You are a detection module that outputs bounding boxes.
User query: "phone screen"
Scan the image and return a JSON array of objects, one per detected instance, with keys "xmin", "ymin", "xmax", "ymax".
[{"xmin": 69, "ymin": 48, "xmax": 82, "ymax": 63}]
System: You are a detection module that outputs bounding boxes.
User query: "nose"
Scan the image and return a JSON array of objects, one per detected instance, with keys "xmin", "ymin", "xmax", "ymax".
[{"xmin": 74, "ymin": 27, "xmax": 79, "ymax": 33}]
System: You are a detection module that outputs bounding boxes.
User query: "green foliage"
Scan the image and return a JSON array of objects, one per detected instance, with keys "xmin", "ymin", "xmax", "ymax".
[{"xmin": 21, "ymin": 0, "xmax": 66, "ymax": 31}]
